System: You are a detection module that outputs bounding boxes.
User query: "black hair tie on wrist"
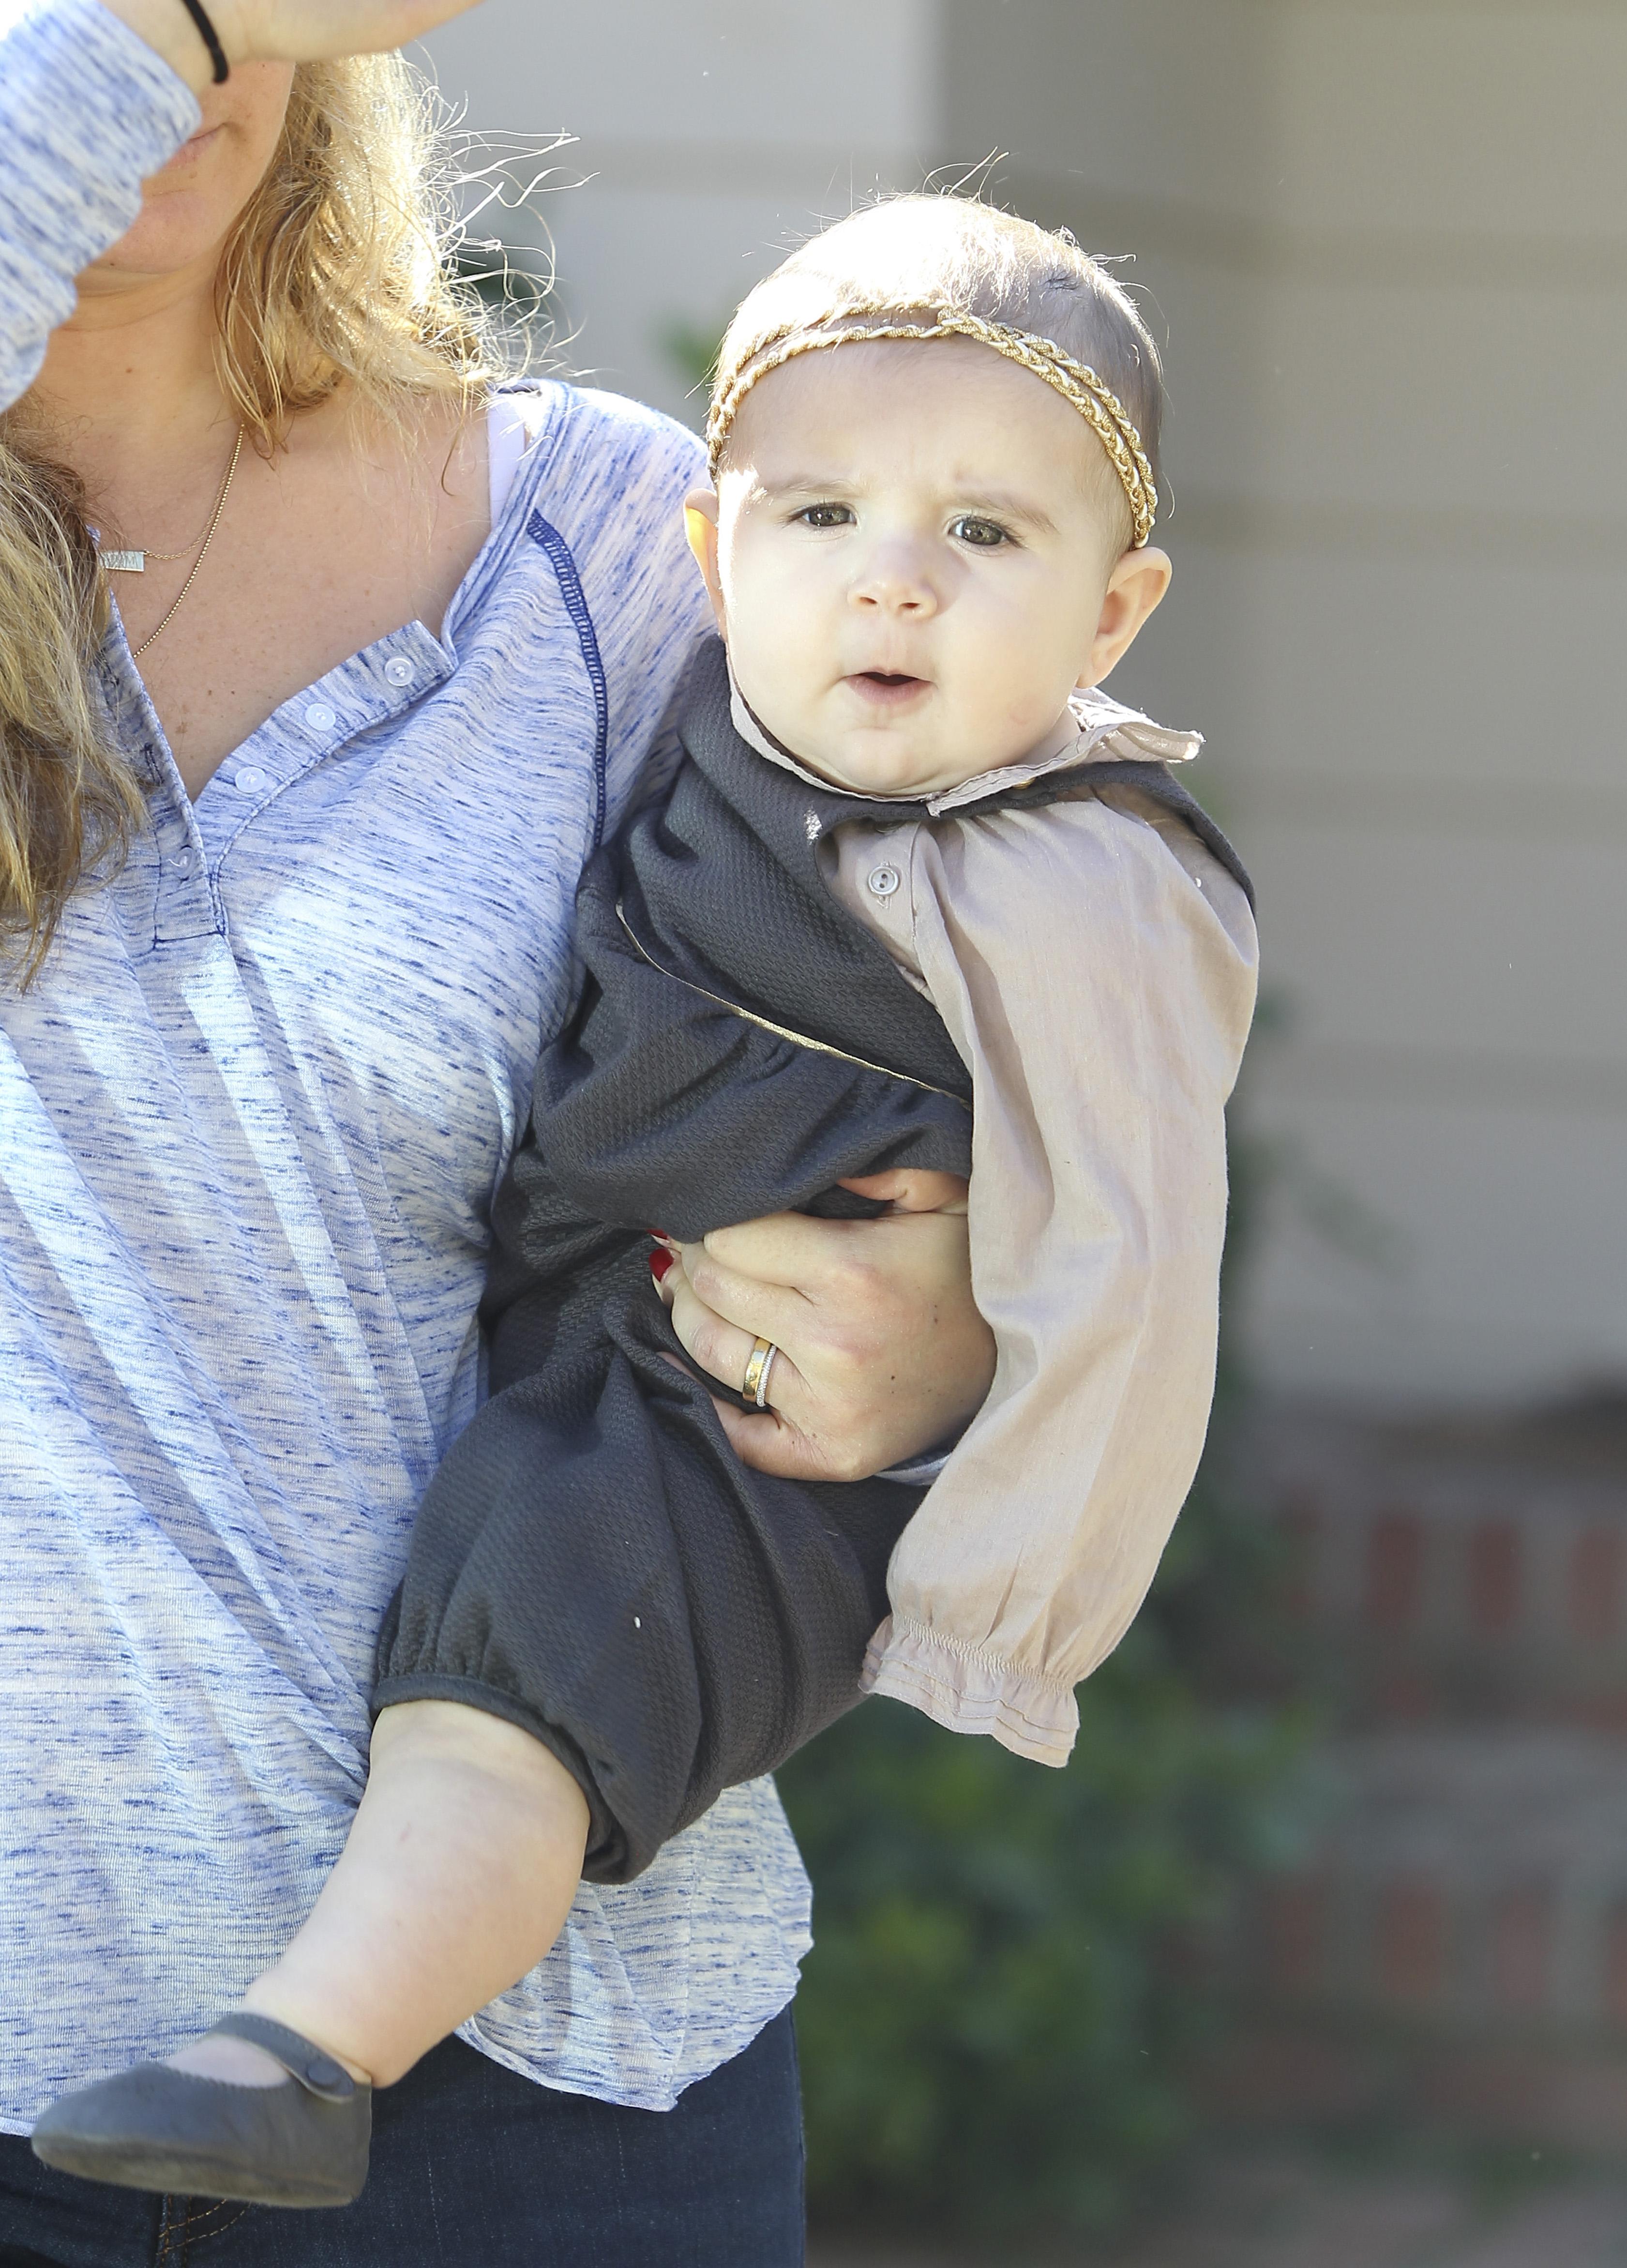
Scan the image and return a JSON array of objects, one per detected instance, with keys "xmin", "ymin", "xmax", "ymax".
[{"xmin": 177, "ymin": 0, "xmax": 230, "ymax": 83}]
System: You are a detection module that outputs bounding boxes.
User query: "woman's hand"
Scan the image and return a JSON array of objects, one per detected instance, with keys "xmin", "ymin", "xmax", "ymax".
[
  {"xmin": 219, "ymin": 0, "xmax": 485, "ymax": 62},
  {"xmin": 654, "ymin": 1171, "xmax": 996, "ymax": 1482},
  {"xmin": 107, "ymin": 0, "xmax": 483, "ymax": 90}
]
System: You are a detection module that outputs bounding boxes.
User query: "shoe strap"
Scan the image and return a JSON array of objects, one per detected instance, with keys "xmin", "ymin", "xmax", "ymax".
[{"xmin": 205, "ymin": 2012, "xmax": 360, "ymax": 2102}]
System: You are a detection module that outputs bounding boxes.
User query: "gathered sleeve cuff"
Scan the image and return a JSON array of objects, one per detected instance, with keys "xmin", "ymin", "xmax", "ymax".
[
  {"xmin": 860, "ymin": 1612, "xmax": 1079, "ymax": 1765},
  {"xmin": 0, "ymin": 1, "xmax": 199, "ymax": 413}
]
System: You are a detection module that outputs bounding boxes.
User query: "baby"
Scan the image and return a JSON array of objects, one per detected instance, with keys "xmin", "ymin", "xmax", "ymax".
[{"xmin": 34, "ymin": 195, "xmax": 1257, "ymax": 2207}]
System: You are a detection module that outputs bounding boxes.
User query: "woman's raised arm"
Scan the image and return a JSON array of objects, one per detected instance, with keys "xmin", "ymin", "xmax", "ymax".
[
  {"xmin": 0, "ymin": 5, "xmax": 197, "ymax": 415},
  {"xmin": 0, "ymin": 0, "xmax": 482, "ymax": 417},
  {"xmin": 105, "ymin": 0, "xmax": 483, "ymax": 92}
]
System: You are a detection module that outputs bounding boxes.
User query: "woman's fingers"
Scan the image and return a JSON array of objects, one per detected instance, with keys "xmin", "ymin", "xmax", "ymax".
[
  {"xmin": 699, "ymin": 1194, "xmax": 972, "ymax": 1315},
  {"xmin": 837, "ymin": 1169, "xmax": 970, "ymax": 1216},
  {"xmin": 657, "ymin": 1246, "xmax": 862, "ymax": 1471},
  {"xmin": 663, "ymin": 1262, "xmax": 807, "ymax": 1414},
  {"xmin": 654, "ymin": 1201, "xmax": 994, "ymax": 1484},
  {"xmin": 707, "ymin": 1399, "xmax": 872, "ymax": 1482},
  {"xmin": 661, "ymin": 1254, "xmax": 874, "ymax": 1479},
  {"xmin": 697, "ymin": 1210, "xmax": 849, "ymax": 1296},
  {"xmin": 677, "ymin": 1236, "xmax": 812, "ymax": 1348}
]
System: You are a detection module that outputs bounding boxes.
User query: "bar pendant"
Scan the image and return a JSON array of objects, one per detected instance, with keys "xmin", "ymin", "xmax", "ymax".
[{"xmin": 100, "ymin": 550, "xmax": 146, "ymax": 574}]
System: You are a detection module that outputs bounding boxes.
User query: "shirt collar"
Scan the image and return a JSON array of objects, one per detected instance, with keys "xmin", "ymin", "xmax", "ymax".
[{"xmin": 725, "ymin": 664, "xmax": 1202, "ymax": 819}]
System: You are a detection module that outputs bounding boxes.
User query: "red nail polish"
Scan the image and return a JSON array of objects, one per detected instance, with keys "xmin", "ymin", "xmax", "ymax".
[{"xmin": 649, "ymin": 1246, "xmax": 676, "ymax": 1283}]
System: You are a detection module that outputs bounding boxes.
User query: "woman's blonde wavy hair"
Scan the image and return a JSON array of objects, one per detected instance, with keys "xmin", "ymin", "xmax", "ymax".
[{"xmin": 0, "ymin": 53, "xmax": 497, "ymax": 983}]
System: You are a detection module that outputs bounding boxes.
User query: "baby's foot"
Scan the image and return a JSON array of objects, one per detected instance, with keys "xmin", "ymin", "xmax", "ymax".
[
  {"xmin": 165, "ymin": 2018, "xmax": 368, "ymax": 2089},
  {"xmin": 166, "ymin": 2032, "xmax": 290, "ymax": 2087},
  {"xmin": 30, "ymin": 2013, "xmax": 373, "ymax": 2207}
]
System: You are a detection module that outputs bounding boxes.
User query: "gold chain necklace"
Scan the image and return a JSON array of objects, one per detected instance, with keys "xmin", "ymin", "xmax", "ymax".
[{"xmin": 101, "ymin": 426, "xmax": 245, "ymax": 661}]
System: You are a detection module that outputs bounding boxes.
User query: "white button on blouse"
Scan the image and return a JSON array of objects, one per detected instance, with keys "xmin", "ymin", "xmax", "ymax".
[
  {"xmin": 303, "ymin": 703, "xmax": 337, "ymax": 733},
  {"xmin": 866, "ymin": 863, "xmax": 901, "ymax": 899},
  {"xmin": 233, "ymin": 766, "xmax": 269, "ymax": 794},
  {"xmin": 384, "ymin": 657, "xmax": 416, "ymax": 688}
]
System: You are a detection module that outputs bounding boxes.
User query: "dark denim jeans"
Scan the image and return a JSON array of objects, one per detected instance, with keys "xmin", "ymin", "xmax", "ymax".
[{"xmin": 0, "ymin": 2012, "xmax": 803, "ymax": 2267}]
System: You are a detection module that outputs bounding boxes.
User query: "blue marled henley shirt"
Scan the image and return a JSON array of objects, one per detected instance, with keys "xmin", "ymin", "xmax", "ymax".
[{"xmin": 0, "ymin": 0, "xmax": 811, "ymax": 2129}]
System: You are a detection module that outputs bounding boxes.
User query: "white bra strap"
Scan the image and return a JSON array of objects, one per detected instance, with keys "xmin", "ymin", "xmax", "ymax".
[{"xmin": 487, "ymin": 393, "xmax": 535, "ymax": 528}]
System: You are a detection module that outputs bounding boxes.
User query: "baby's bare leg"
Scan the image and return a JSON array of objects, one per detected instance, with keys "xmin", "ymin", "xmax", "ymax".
[{"xmin": 174, "ymin": 1701, "xmax": 590, "ymax": 2088}]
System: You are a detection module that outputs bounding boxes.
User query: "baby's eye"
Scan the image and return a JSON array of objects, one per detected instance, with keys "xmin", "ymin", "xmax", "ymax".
[
  {"xmin": 949, "ymin": 515, "xmax": 1011, "ymax": 549},
  {"xmin": 794, "ymin": 503, "xmax": 856, "ymax": 530}
]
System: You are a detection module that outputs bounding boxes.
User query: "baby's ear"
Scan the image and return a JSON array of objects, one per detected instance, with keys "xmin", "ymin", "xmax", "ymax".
[
  {"xmin": 1078, "ymin": 544, "xmax": 1172, "ymax": 690},
  {"xmin": 683, "ymin": 489, "xmax": 727, "ymax": 635}
]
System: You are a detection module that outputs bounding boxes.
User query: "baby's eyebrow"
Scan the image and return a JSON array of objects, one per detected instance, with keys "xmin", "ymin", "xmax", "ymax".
[
  {"xmin": 753, "ymin": 469, "xmax": 855, "ymax": 498},
  {"xmin": 956, "ymin": 489, "xmax": 1060, "ymax": 537},
  {"xmin": 748, "ymin": 469, "xmax": 1065, "ymax": 537}
]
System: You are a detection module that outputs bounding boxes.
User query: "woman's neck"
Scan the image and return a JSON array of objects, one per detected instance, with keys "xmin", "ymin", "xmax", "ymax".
[{"xmin": 31, "ymin": 257, "xmax": 232, "ymax": 521}]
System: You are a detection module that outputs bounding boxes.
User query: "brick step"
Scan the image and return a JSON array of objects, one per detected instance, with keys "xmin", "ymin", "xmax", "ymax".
[
  {"xmin": 1245, "ymin": 1403, "xmax": 1627, "ymax": 1717},
  {"xmin": 1217, "ymin": 1405, "xmax": 1627, "ymax": 2150},
  {"xmin": 1240, "ymin": 1730, "xmax": 1627, "ymax": 2038},
  {"xmin": 1198, "ymin": 2023, "xmax": 1627, "ymax": 2154}
]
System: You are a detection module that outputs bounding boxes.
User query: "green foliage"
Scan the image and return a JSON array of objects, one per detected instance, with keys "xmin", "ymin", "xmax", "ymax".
[
  {"xmin": 659, "ymin": 315, "xmax": 728, "ymax": 396},
  {"xmin": 779, "ymin": 1128, "xmax": 1304, "ymax": 2240},
  {"xmin": 780, "ymin": 1523, "xmax": 1298, "ymax": 2235}
]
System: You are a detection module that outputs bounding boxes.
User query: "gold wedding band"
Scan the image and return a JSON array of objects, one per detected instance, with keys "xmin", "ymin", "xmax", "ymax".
[{"xmin": 741, "ymin": 1336, "xmax": 779, "ymax": 1411}]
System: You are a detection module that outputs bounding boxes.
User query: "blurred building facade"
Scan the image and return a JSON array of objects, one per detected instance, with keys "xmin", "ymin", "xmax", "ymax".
[
  {"xmin": 420, "ymin": 0, "xmax": 1627, "ymax": 1418},
  {"xmin": 1227, "ymin": 1405, "xmax": 1627, "ymax": 2147}
]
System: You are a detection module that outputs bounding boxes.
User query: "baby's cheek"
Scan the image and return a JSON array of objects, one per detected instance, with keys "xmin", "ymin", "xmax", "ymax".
[
  {"xmin": 956, "ymin": 635, "xmax": 1044, "ymax": 734},
  {"xmin": 729, "ymin": 607, "xmax": 826, "ymax": 746},
  {"xmin": 979, "ymin": 602, "xmax": 1082, "ymax": 726}
]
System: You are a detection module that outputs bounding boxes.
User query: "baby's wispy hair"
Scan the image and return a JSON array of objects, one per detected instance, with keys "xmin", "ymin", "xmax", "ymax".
[{"xmin": 708, "ymin": 195, "xmax": 1166, "ymax": 553}]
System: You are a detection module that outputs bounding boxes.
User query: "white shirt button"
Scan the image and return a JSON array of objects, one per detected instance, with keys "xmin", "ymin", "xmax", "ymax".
[
  {"xmin": 174, "ymin": 851, "xmax": 195, "ymax": 877},
  {"xmin": 866, "ymin": 863, "xmax": 902, "ymax": 900},
  {"xmin": 303, "ymin": 703, "xmax": 338, "ymax": 733},
  {"xmin": 384, "ymin": 657, "xmax": 416, "ymax": 688},
  {"xmin": 233, "ymin": 765, "xmax": 269, "ymax": 794}
]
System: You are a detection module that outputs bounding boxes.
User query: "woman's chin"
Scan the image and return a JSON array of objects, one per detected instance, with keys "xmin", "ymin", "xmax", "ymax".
[{"xmin": 85, "ymin": 202, "xmax": 234, "ymax": 288}]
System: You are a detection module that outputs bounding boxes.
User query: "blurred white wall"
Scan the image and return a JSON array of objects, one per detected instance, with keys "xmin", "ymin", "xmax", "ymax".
[
  {"xmin": 420, "ymin": 1, "xmax": 1627, "ymax": 1415},
  {"xmin": 417, "ymin": 0, "xmax": 941, "ymax": 419}
]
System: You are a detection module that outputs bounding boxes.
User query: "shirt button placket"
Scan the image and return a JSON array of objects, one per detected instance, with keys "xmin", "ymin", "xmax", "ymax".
[{"xmin": 154, "ymin": 814, "xmax": 213, "ymax": 941}]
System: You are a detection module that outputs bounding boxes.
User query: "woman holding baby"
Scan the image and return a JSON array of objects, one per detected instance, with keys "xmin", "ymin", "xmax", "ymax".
[{"xmin": 0, "ymin": 1, "xmax": 1253, "ymax": 2261}]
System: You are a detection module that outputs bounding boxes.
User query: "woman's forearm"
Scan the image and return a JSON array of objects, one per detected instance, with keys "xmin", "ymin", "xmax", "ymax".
[
  {"xmin": 0, "ymin": 1, "xmax": 485, "ymax": 423},
  {"xmin": 99, "ymin": 0, "xmax": 221, "ymax": 89},
  {"xmin": 0, "ymin": 2, "xmax": 199, "ymax": 415},
  {"xmin": 108, "ymin": 0, "xmax": 485, "ymax": 77}
]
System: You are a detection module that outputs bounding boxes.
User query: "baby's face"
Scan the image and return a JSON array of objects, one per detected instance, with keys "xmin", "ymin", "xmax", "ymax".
[{"xmin": 699, "ymin": 339, "xmax": 1166, "ymax": 798}]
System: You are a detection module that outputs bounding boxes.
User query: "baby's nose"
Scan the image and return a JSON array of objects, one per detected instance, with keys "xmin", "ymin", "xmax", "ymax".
[{"xmin": 851, "ymin": 548, "xmax": 938, "ymax": 613}]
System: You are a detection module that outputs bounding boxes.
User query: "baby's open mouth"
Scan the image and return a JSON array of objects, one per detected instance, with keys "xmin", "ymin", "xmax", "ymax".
[{"xmin": 846, "ymin": 672, "xmax": 931, "ymax": 708}]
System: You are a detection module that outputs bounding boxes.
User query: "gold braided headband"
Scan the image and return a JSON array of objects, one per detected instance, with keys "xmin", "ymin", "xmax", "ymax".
[{"xmin": 707, "ymin": 305, "xmax": 1159, "ymax": 547}]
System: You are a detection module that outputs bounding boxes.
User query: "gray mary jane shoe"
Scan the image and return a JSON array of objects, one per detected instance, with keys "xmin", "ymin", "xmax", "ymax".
[{"xmin": 30, "ymin": 2012, "xmax": 371, "ymax": 2209}]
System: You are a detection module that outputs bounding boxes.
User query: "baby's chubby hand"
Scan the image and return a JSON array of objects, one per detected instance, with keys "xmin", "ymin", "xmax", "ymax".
[{"xmin": 653, "ymin": 1171, "xmax": 992, "ymax": 1482}]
